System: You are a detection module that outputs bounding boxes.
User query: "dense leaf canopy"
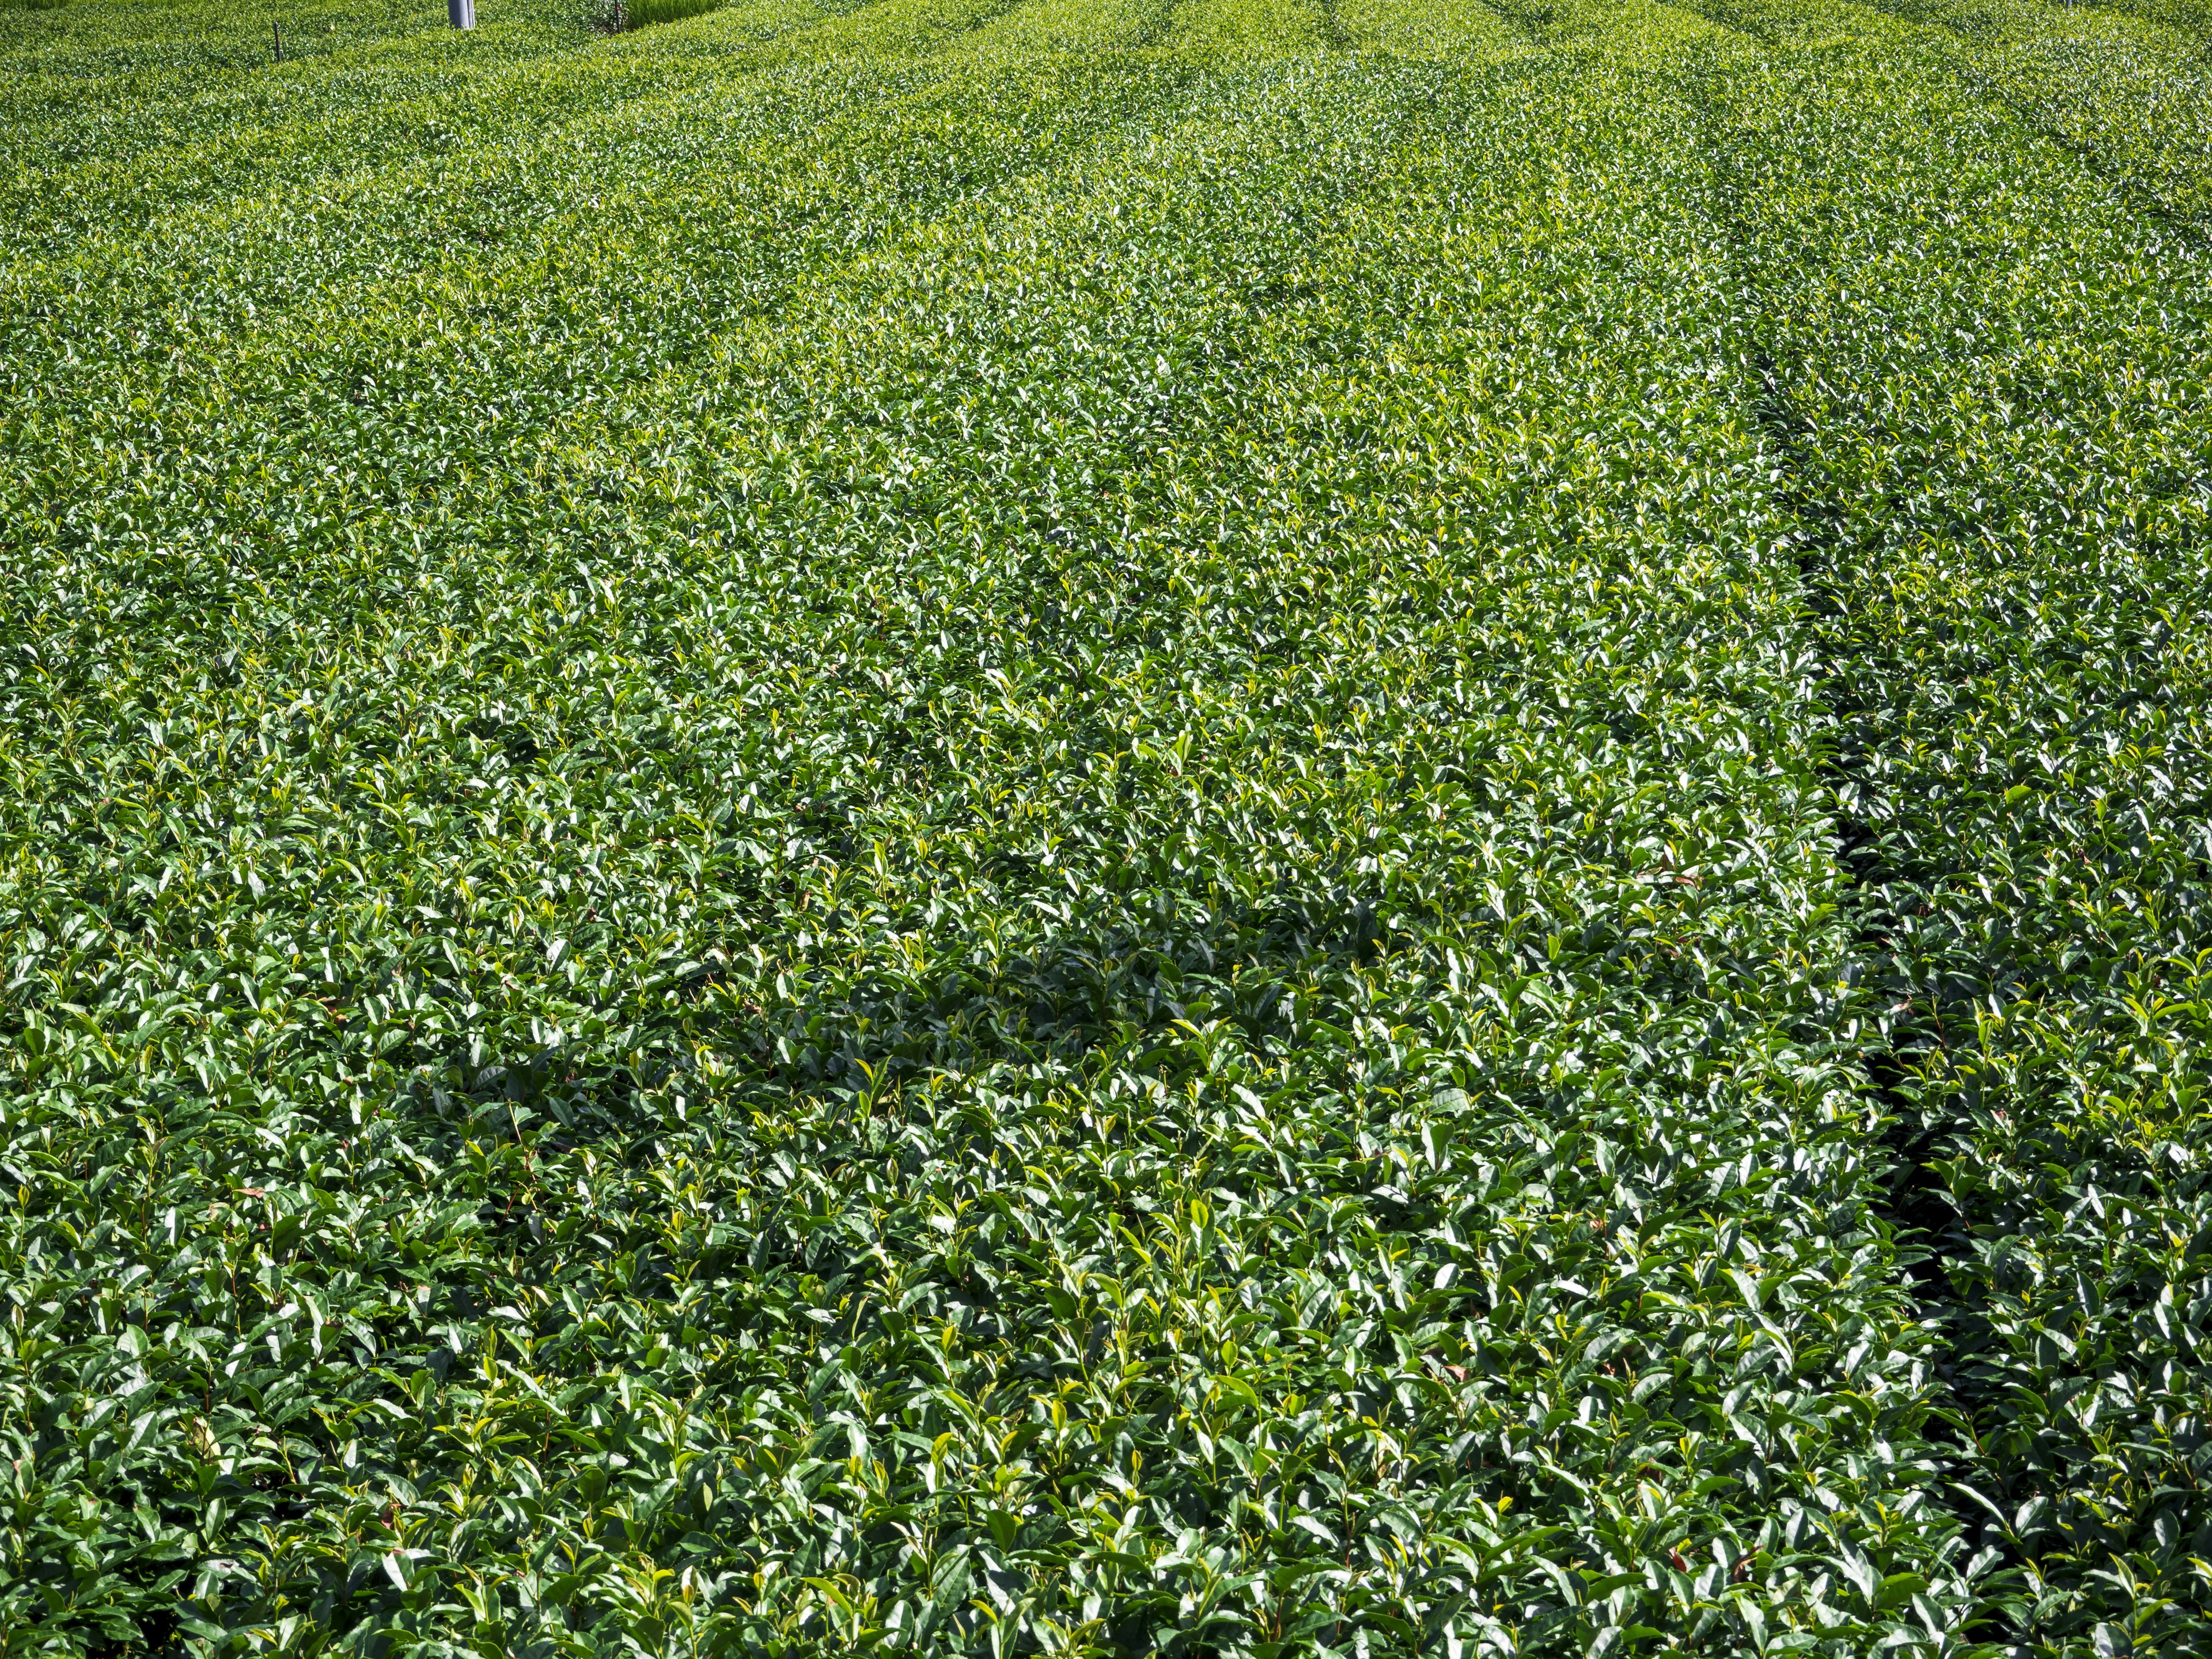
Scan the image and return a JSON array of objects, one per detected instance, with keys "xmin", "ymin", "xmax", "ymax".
[{"xmin": 2, "ymin": 0, "xmax": 2210, "ymax": 1652}]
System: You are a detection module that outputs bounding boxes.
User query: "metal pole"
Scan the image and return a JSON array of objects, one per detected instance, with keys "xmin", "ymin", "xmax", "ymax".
[
  {"xmin": 448, "ymin": 0, "xmax": 475, "ymax": 27},
  {"xmin": 272, "ymin": 18, "xmax": 282, "ymax": 59}
]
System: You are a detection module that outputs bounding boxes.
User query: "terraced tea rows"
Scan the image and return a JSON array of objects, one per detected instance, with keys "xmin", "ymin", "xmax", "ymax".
[{"xmin": 3, "ymin": 0, "xmax": 2210, "ymax": 1653}]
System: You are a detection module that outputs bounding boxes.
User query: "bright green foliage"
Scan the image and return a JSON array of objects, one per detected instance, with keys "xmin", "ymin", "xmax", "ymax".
[
  {"xmin": 2, "ymin": 0, "xmax": 2210, "ymax": 1654},
  {"xmin": 1678, "ymin": 2, "xmax": 2212, "ymax": 1648},
  {"xmin": 624, "ymin": 0, "xmax": 724, "ymax": 31}
]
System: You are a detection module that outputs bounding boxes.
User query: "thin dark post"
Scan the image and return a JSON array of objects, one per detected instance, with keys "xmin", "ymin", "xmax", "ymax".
[{"xmin": 271, "ymin": 18, "xmax": 282, "ymax": 59}]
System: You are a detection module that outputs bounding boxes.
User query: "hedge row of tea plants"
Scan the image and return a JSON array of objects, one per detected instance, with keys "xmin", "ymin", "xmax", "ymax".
[
  {"xmin": 1676, "ymin": 0, "xmax": 2212, "ymax": 1649},
  {"xmin": 3, "ymin": 0, "xmax": 2209, "ymax": 1653},
  {"xmin": 621, "ymin": 0, "xmax": 727, "ymax": 33}
]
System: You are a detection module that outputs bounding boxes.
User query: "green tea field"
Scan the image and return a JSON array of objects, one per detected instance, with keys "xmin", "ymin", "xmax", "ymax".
[{"xmin": 3, "ymin": 0, "xmax": 2211, "ymax": 1650}]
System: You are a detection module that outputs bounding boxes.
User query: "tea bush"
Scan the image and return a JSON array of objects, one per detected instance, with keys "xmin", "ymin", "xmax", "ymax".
[
  {"xmin": 624, "ymin": 0, "xmax": 725, "ymax": 32},
  {"xmin": 2, "ymin": 0, "xmax": 2209, "ymax": 1653}
]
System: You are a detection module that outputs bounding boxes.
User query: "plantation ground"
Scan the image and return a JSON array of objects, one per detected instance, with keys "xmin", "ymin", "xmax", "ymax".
[{"xmin": 3, "ymin": 0, "xmax": 2211, "ymax": 1652}]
